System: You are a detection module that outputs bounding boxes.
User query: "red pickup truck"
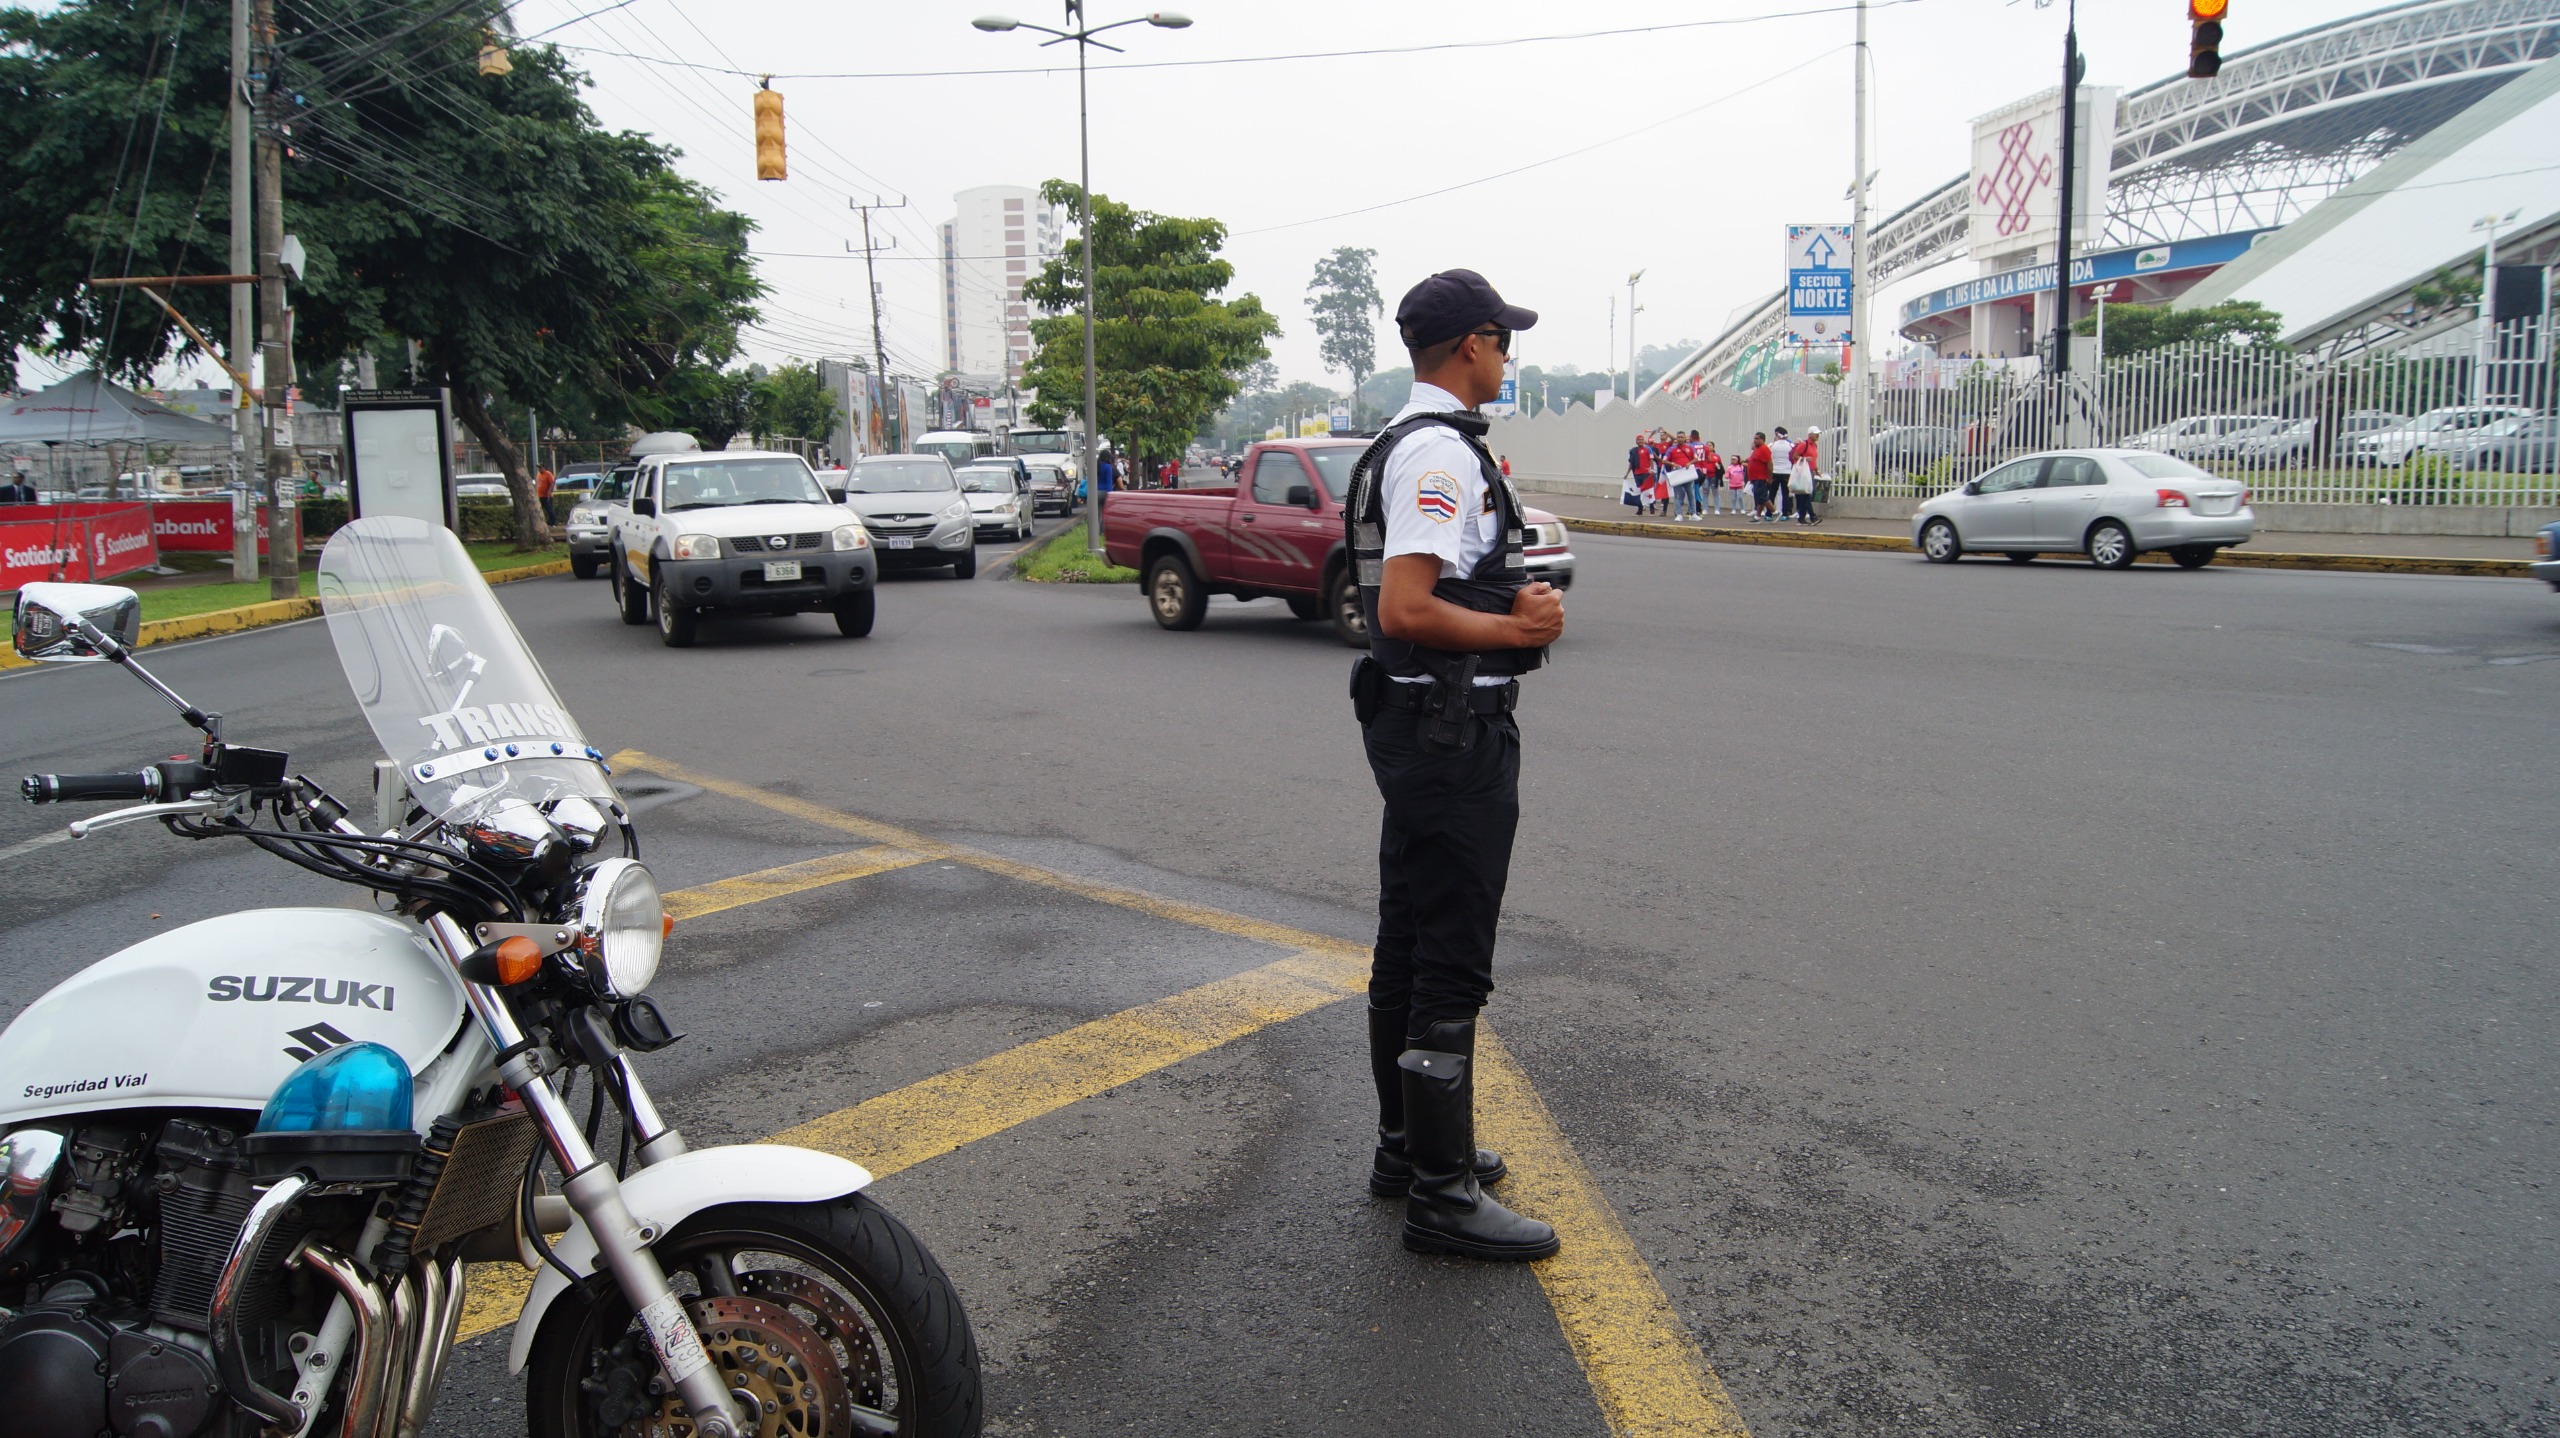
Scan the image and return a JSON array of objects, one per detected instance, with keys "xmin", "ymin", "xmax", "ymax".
[{"xmin": 1101, "ymin": 436, "xmax": 1575, "ymax": 646}]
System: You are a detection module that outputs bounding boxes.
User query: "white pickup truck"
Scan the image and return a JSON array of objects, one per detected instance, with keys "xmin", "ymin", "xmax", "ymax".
[{"xmin": 608, "ymin": 448, "xmax": 880, "ymax": 648}]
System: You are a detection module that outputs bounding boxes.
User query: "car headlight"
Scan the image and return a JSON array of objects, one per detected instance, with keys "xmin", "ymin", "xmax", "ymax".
[
  {"xmin": 941, "ymin": 500, "xmax": 969, "ymax": 523},
  {"xmin": 577, "ymin": 857, "xmax": 664, "ymax": 999},
  {"xmin": 568, "ymin": 506, "xmax": 598, "ymax": 526},
  {"xmin": 833, "ymin": 523, "xmax": 869, "ymax": 550},
  {"xmin": 670, "ymin": 533, "xmax": 721, "ymax": 559}
]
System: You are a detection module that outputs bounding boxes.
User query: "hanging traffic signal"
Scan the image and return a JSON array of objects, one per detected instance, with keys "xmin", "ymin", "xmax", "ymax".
[
  {"xmin": 2189, "ymin": 0, "xmax": 2227, "ymax": 79},
  {"xmin": 753, "ymin": 84, "xmax": 786, "ymax": 181}
]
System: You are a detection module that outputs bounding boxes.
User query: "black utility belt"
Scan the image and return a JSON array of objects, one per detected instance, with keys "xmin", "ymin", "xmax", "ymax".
[{"xmin": 1381, "ymin": 679, "xmax": 1519, "ymax": 714}]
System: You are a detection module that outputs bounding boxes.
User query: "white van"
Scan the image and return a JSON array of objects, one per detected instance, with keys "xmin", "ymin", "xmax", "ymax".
[{"xmin": 916, "ymin": 430, "xmax": 997, "ymax": 473}]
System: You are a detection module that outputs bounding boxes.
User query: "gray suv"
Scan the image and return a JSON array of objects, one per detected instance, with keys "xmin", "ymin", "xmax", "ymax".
[{"xmin": 839, "ymin": 455, "xmax": 979, "ymax": 577}]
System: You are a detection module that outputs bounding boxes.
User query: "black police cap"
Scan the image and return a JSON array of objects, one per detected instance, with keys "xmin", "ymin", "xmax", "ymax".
[{"xmin": 1395, "ymin": 269, "xmax": 1539, "ymax": 350}]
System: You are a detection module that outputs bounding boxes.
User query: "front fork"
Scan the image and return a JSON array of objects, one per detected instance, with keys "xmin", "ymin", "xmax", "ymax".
[{"xmin": 425, "ymin": 915, "xmax": 744, "ymax": 1438}]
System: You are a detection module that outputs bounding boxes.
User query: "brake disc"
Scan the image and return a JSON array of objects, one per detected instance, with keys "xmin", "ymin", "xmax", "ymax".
[
  {"xmin": 737, "ymin": 1268, "xmax": 888, "ymax": 1414},
  {"xmin": 616, "ymin": 1294, "xmax": 852, "ymax": 1438}
]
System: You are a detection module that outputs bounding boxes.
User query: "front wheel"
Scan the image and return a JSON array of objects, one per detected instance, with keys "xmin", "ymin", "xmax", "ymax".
[
  {"xmin": 834, "ymin": 587, "xmax": 876, "ymax": 637},
  {"xmin": 1919, "ymin": 518, "xmax": 1962, "ymax": 565},
  {"xmin": 950, "ymin": 544, "xmax": 978, "ymax": 580},
  {"xmin": 572, "ymin": 552, "xmax": 600, "ymax": 580},
  {"xmin": 524, "ymin": 1196, "xmax": 983, "ymax": 1438},
  {"xmin": 654, "ymin": 565, "xmax": 698, "ymax": 647}
]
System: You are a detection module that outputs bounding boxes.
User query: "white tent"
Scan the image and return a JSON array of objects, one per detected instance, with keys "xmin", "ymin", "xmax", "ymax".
[{"xmin": 0, "ymin": 370, "xmax": 235, "ymax": 447}]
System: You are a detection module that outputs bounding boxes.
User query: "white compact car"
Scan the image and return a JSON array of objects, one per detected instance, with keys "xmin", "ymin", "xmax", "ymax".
[
  {"xmin": 955, "ymin": 462, "xmax": 1035, "ymax": 541},
  {"xmin": 1912, "ymin": 449, "xmax": 2254, "ymax": 569}
]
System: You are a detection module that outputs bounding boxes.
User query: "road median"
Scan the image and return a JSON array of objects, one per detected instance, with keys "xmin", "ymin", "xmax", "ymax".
[
  {"xmin": 1566, "ymin": 517, "xmax": 2535, "ymax": 578},
  {"xmin": 1, "ymin": 556, "xmax": 572, "ymax": 670}
]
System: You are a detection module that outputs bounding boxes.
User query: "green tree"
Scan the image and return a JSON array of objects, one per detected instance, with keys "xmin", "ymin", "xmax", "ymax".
[
  {"xmin": 0, "ymin": 0, "xmax": 762, "ymax": 546},
  {"xmin": 1306, "ymin": 246, "xmax": 1381, "ymax": 422},
  {"xmin": 2073, "ymin": 300, "xmax": 2284, "ymax": 356},
  {"xmin": 750, "ymin": 361, "xmax": 840, "ymax": 445},
  {"xmin": 1021, "ymin": 180, "xmax": 1278, "ymax": 474}
]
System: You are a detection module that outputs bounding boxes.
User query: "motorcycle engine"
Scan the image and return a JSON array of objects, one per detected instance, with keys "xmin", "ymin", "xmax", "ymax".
[{"xmin": 0, "ymin": 1280, "xmax": 224, "ymax": 1438}]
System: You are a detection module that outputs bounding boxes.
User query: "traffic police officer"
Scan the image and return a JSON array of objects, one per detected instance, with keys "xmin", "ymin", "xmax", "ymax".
[{"xmin": 1344, "ymin": 270, "xmax": 1564, "ymax": 1261}]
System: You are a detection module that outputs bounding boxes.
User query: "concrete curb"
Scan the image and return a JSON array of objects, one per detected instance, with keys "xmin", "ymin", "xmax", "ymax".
[
  {"xmin": 1, "ymin": 557, "xmax": 572, "ymax": 671},
  {"xmin": 1565, "ymin": 518, "xmax": 2535, "ymax": 578}
]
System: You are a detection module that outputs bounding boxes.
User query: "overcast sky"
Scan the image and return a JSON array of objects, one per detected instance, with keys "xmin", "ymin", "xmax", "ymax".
[{"xmin": 30, "ymin": 0, "xmax": 2377, "ymax": 394}]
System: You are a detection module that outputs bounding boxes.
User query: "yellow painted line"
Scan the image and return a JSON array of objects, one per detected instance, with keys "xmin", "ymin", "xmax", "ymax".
[
  {"xmin": 612, "ymin": 749, "xmax": 1367, "ymax": 960},
  {"xmin": 1476, "ymin": 1026, "xmax": 1752, "ymax": 1437},
  {"xmin": 458, "ymin": 759, "xmax": 1752, "ymax": 1438},
  {"xmin": 661, "ymin": 845, "xmax": 926, "ymax": 921}
]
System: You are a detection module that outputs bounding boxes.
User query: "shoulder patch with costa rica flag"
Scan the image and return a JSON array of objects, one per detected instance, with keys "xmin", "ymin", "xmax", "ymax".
[{"xmin": 1414, "ymin": 471, "xmax": 1461, "ymax": 523}]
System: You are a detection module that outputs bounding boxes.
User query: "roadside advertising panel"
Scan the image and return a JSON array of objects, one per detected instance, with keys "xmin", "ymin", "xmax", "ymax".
[
  {"xmin": 148, "ymin": 499, "xmax": 273, "ymax": 553},
  {"xmin": 1, "ymin": 503, "xmax": 161, "ymax": 588},
  {"xmin": 1965, "ymin": 85, "xmax": 2118, "ymax": 261},
  {"xmin": 1485, "ymin": 361, "xmax": 1519, "ymax": 417},
  {"xmin": 1784, "ymin": 224, "xmax": 1855, "ymax": 346}
]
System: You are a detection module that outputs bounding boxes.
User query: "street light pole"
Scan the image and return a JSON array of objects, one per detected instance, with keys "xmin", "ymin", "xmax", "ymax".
[
  {"xmin": 2471, "ymin": 209, "xmax": 2519, "ymax": 407},
  {"xmin": 1626, "ymin": 270, "xmax": 1645, "ymax": 405},
  {"xmin": 975, "ymin": 6, "xmax": 1190, "ymax": 553},
  {"xmin": 1847, "ymin": 0, "xmax": 1872, "ymax": 484}
]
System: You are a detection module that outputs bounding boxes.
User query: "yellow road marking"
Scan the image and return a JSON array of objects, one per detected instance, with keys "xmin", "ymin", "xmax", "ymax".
[
  {"xmin": 1476, "ymin": 1027, "xmax": 1753, "ymax": 1438},
  {"xmin": 459, "ymin": 759, "xmax": 1752, "ymax": 1438},
  {"xmin": 661, "ymin": 845, "xmax": 926, "ymax": 922}
]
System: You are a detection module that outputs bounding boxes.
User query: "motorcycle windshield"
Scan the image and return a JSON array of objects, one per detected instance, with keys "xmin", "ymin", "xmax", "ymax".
[{"xmin": 317, "ymin": 517, "xmax": 619, "ymax": 827}]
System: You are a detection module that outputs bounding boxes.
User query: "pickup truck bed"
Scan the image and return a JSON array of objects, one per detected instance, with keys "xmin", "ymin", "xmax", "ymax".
[{"xmin": 1101, "ymin": 437, "xmax": 1573, "ymax": 647}]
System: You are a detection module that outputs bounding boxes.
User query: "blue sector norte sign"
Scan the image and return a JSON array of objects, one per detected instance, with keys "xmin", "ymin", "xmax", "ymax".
[
  {"xmin": 1899, "ymin": 228, "xmax": 2278, "ymax": 326},
  {"xmin": 1785, "ymin": 224, "xmax": 1855, "ymax": 345}
]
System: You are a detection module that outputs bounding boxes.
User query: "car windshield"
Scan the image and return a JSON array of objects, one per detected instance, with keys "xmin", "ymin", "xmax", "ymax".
[
  {"xmin": 1010, "ymin": 431, "xmax": 1072, "ymax": 455},
  {"xmin": 850, "ymin": 459, "xmax": 955, "ymax": 493},
  {"xmin": 916, "ymin": 440, "xmax": 980, "ymax": 469},
  {"xmin": 955, "ymin": 466, "xmax": 1016, "ymax": 493},
  {"xmin": 2122, "ymin": 453, "xmax": 2214, "ymax": 481},
  {"xmin": 595, "ymin": 472, "xmax": 630, "ymax": 501},
  {"xmin": 661, "ymin": 458, "xmax": 827, "ymax": 510},
  {"xmin": 317, "ymin": 517, "xmax": 621, "ymax": 831},
  {"xmin": 1305, "ymin": 448, "xmax": 1363, "ymax": 503}
]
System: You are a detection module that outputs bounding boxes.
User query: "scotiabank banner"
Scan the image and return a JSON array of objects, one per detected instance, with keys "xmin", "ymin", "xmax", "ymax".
[
  {"xmin": 0, "ymin": 504, "xmax": 162, "ymax": 589},
  {"xmin": 149, "ymin": 498, "xmax": 270, "ymax": 554}
]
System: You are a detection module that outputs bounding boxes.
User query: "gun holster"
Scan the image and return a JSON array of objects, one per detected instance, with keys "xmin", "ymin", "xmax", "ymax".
[
  {"xmin": 1419, "ymin": 653, "xmax": 1480, "ymax": 755},
  {"xmin": 1349, "ymin": 655, "xmax": 1386, "ymax": 726}
]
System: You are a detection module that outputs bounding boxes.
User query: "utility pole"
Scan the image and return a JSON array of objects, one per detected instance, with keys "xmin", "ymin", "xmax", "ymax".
[
  {"xmin": 2049, "ymin": 0, "xmax": 2082, "ymax": 448},
  {"xmin": 1607, "ymin": 297, "xmax": 1616, "ymax": 404},
  {"xmin": 847, "ymin": 196, "xmax": 904, "ymax": 449},
  {"xmin": 1627, "ymin": 270, "xmax": 1645, "ymax": 405},
  {"xmin": 252, "ymin": 0, "xmax": 295, "ymax": 599},
  {"xmin": 1848, "ymin": 0, "xmax": 1873, "ymax": 484},
  {"xmin": 229, "ymin": 0, "xmax": 257, "ymax": 581},
  {"xmin": 2471, "ymin": 209, "xmax": 2519, "ymax": 406}
]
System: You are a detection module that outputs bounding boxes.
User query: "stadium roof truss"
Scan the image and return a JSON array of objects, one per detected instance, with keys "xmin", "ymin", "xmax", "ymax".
[{"xmin": 1662, "ymin": 0, "xmax": 2560, "ymax": 398}]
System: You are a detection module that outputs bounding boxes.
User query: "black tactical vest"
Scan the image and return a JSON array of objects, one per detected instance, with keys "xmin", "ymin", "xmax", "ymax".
[{"xmin": 1344, "ymin": 411, "xmax": 1546, "ymax": 680}]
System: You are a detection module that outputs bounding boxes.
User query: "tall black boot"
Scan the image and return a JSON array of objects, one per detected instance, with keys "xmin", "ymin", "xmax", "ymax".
[
  {"xmin": 1398, "ymin": 1019, "xmax": 1557, "ymax": 1261},
  {"xmin": 1369, "ymin": 1004, "xmax": 1507, "ymax": 1197}
]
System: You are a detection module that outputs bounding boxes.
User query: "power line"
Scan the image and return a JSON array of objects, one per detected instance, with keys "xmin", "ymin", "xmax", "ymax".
[{"xmin": 545, "ymin": 0, "xmax": 1924, "ymax": 82}]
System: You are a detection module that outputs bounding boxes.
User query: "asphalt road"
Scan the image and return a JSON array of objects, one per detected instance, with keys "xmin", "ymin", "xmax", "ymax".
[{"xmin": 2, "ymin": 527, "xmax": 2555, "ymax": 1436}]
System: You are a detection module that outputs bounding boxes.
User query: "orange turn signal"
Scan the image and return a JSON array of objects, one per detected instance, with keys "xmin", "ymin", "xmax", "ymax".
[
  {"xmin": 493, "ymin": 935, "xmax": 544, "ymax": 986},
  {"xmin": 661, "ymin": 913, "xmax": 676, "ymax": 939}
]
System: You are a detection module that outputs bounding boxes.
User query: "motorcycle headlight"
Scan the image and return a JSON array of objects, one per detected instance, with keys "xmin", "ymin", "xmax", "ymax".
[
  {"xmin": 577, "ymin": 857, "xmax": 664, "ymax": 998},
  {"xmin": 834, "ymin": 523, "xmax": 869, "ymax": 550},
  {"xmin": 671, "ymin": 533, "xmax": 721, "ymax": 560}
]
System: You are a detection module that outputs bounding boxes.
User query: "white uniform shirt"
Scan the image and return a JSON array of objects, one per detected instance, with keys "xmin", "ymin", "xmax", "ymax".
[
  {"xmin": 1378, "ymin": 381, "xmax": 1512, "ymax": 685},
  {"xmin": 1769, "ymin": 435, "xmax": 1797, "ymax": 476}
]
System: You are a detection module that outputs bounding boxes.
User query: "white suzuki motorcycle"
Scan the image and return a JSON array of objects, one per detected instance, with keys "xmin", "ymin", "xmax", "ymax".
[{"xmin": 0, "ymin": 517, "xmax": 980, "ymax": 1437}]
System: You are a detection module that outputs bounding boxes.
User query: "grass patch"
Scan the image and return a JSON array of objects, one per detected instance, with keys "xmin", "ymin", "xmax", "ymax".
[
  {"xmin": 1014, "ymin": 525, "xmax": 1136, "ymax": 584},
  {"xmin": 132, "ymin": 543, "xmax": 565, "ymax": 622}
]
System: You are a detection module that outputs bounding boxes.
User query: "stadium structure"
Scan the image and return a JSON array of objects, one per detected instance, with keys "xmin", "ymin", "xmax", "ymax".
[{"xmin": 1654, "ymin": 0, "xmax": 2560, "ymax": 397}]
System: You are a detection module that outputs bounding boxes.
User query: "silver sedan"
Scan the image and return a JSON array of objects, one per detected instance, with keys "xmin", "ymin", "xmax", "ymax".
[{"xmin": 1912, "ymin": 448, "xmax": 2255, "ymax": 569}]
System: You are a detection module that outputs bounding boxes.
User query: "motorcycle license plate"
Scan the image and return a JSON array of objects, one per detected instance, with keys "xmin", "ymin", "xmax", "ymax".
[
  {"xmin": 763, "ymin": 560, "xmax": 803, "ymax": 580},
  {"xmin": 882, "ymin": 536, "xmax": 913, "ymax": 549}
]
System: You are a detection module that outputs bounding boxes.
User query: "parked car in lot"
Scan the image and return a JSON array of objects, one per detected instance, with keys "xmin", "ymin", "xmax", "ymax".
[
  {"xmin": 1101, "ymin": 436, "xmax": 1573, "ymax": 646},
  {"xmin": 838, "ymin": 454, "xmax": 980, "ymax": 577},
  {"xmin": 2121, "ymin": 415, "xmax": 2268, "ymax": 459},
  {"xmin": 564, "ymin": 463, "xmax": 635, "ymax": 578},
  {"xmin": 2351, "ymin": 405, "xmax": 2530, "ymax": 466},
  {"xmin": 2449, "ymin": 413, "xmax": 2560, "ymax": 472},
  {"xmin": 608, "ymin": 449, "xmax": 878, "ymax": 646},
  {"xmin": 1912, "ymin": 448, "xmax": 2254, "ymax": 569},
  {"xmin": 2535, "ymin": 520, "xmax": 2560, "ymax": 590},
  {"xmin": 455, "ymin": 473, "xmax": 511, "ymax": 501},
  {"xmin": 1873, "ymin": 424, "xmax": 1960, "ymax": 472},
  {"xmin": 956, "ymin": 463, "xmax": 1035, "ymax": 541}
]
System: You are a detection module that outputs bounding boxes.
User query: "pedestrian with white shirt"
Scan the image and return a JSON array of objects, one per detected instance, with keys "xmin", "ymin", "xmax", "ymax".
[
  {"xmin": 1343, "ymin": 268, "xmax": 1562, "ymax": 1263},
  {"xmin": 1765, "ymin": 426, "xmax": 1795, "ymax": 524}
]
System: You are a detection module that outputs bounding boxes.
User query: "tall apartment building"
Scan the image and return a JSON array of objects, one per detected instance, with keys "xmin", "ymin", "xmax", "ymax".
[{"xmin": 940, "ymin": 185, "xmax": 1064, "ymax": 389}]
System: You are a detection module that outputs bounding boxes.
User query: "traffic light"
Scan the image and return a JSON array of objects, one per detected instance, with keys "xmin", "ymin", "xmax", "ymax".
[
  {"xmin": 2189, "ymin": 0, "xmax": 2226, "ymax": 79},
  {"xmin": 753, "ymin": 85, "xmax": 786, "ymax": 181}
]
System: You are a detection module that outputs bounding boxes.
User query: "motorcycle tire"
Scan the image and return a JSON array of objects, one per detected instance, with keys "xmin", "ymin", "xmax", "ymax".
[{"xmin": 525, "ymin": 1196, "xmax": 983, "ymax": 1438}]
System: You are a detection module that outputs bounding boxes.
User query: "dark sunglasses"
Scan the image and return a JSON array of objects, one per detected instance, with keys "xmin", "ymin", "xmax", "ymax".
[{"xmin": 1465, "ymin": 327, "xmax": 1513, "ymax": 355}]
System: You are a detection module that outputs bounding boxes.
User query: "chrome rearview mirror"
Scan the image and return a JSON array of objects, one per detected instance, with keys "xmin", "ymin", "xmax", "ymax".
[{"xmin": 12, "ymin": 582, "xmax": 141, "ymax": 664}]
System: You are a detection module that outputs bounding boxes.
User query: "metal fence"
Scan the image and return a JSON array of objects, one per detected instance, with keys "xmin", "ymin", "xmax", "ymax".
[{"xmin": 1839, "ymin": 318, "xmax": 2559, "ymax": 507}]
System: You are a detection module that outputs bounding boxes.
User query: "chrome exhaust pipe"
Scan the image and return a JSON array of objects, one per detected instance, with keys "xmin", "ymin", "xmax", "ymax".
[
  {"xmin": 213, "ymin": 1175, "xmax": 313, "ymax": 1432},
  {"xmin": 293, "ymin": 1240, "xmax": 391, "ymax": 1438},
  {"xmin": 371, "ymin": 1267, "xmax": 419, "ymax": 1438},
  {"xmin": 396, "ymin": 1257, "xmax": 465, "ymax": 1438}
]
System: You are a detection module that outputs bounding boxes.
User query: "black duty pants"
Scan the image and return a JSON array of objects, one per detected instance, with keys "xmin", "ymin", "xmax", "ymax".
[{"xmin": 1363, "ymin": 705, "xmax": 1521, "ymax": 1032}]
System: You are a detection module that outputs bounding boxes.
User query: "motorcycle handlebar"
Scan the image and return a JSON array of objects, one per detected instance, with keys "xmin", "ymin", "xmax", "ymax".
[{"xmin": 22, "ymin": 767, "xmax": 169, "ymax": 804}]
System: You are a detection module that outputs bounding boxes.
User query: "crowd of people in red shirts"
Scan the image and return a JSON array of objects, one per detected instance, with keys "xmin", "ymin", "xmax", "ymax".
[{"xmin": 1621, "ymin": 425, "xmax": 1824, "ymax": 525}]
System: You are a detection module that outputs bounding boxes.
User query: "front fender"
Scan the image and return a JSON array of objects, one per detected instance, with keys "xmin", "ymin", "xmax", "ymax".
[{"xmin": 504, "ymin": 1144, "xmax": 872, "ymax": 1373}]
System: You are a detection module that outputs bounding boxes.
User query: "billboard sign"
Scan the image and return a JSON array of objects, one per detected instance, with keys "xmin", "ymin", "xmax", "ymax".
[
  {"xmin": 1966, "ymin": 85, "xmax": 2118, "ymax": 261},
  {"xmin": 1784, "ymin": 224, "xmax": 1855, "ymax": 346},
  {"xmin": 1485, "ymin": 361, "xmax": 1519, "ymax": 417}
]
